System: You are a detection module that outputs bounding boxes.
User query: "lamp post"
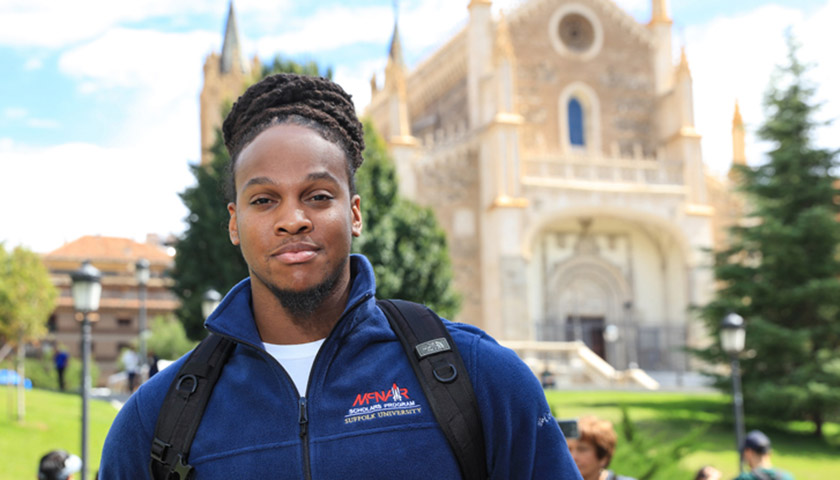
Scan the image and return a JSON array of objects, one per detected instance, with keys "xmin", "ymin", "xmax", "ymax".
[
  {"xmin": 135, "ymin": 259, "xmax": 150, "ymax": 375},
  {"xmin": 202, "ymin": 289, "xmax": 222, "ymax": 320},
  {"xmin": 721, "ymin": 312, "xmax": 746, "ymax": 473},
  {"xmin": 70, "ymin": 260, "xmax": 102, "ymax": 480}
]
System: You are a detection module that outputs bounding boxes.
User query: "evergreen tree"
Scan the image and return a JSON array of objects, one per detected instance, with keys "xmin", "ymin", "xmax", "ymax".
[
  {"xmin": 353, "ymin": 120, "xmax": 461, "ymax": 319},
  {"xmin": 697, "ymin": 36, "xmax": 840, "ymax": 436},
  {"xmin": 172, "ymin": 57, "xmax": 334, "ymax": 339}
]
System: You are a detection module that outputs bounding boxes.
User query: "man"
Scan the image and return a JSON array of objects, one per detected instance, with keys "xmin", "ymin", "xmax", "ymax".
[
  {"xmin": 38, "ymin": 450, "xmax": 81, "ymax": 480},
  {"xmin": 734, "ymin": 430, "xmax": 794, "ymax": 480},
  {"xmin": 100, "ymin": 73, "xmax": 580, "ymax": 479},
  {"xmin": 53, "ymin": 347, "xmax": 68, "ymax": 391}
]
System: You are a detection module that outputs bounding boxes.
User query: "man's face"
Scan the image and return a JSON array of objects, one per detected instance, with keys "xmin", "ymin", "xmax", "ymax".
[{"xmin": 228, "ymin": 123, "xmax": 362, "ymax": 302}]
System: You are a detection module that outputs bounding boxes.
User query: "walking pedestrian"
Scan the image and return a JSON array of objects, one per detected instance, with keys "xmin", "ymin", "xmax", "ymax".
[{"xmin": 52, "ymin": 347, "xmax": 68, "ymax": 391}]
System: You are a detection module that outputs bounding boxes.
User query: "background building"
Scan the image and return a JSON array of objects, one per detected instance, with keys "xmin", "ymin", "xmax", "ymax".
[
  {"xmin": 43, "ymin": 235, "xmax": 179, "ymax": 384},
  {"xmin": 366, "ymin": 0, "xmax": 723, "ymax": 381}
]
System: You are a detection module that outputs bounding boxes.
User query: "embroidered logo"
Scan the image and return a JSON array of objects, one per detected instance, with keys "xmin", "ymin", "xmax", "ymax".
[{"xmin": 345, "ymin": 383, "xmax": 422, "ymax": 424}]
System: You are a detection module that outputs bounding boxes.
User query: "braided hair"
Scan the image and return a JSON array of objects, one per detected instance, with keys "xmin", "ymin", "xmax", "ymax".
[{"xmin": 221, "ymin": 73, "xmax": 365, "ymax": 202}]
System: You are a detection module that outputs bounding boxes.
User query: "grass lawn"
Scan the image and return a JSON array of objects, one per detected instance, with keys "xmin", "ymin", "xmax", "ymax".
[
  {"xmin": 546, "ymin": 389, "xmax": 840, "ymax": 480},
  {"xmin": 0, "ymin": 386, "xmax": 119, "ymax": 480},
  {"xmin": 2, "ymin": 387, "xmax": 837, "ymax": 479}
]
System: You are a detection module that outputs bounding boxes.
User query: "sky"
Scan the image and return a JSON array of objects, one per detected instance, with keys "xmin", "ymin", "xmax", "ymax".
[{"xmin": 1, "ymin": 0, "xmax": 838, "ymax": 254}]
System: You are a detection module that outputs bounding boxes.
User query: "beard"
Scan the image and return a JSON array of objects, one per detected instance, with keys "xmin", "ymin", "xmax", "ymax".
[{"xmin": 257, "ymin": 255, "xmax": 349, "ymax": 328}]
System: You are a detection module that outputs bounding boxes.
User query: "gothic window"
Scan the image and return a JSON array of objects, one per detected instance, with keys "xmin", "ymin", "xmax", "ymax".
[
  {"xmin": 559, "ymin": 82, "xmax": 601, "ymax": 153},
  {"xmin": 568, "ymin": 97, "xmax": 585, "ymax": 146}
]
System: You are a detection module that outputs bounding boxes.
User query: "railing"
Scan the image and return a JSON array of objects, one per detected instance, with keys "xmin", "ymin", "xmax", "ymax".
[
  {"xmin": 500, "ymin": 340, "xmax": 660, "ymax": 390},
  {"xmin": 521, "ymin": 153, "xmax": 685, "ymax": 188}
]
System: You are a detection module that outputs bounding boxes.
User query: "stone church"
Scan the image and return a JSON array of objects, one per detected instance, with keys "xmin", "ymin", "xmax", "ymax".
[{"xmin": 200, "ymin": 0, "xmax": 746, "ymax": 379}]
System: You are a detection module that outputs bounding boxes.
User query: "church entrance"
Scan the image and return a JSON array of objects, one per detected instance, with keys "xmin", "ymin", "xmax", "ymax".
[{"xmin": 565, "ymin": 315, "xmax": 606, "ymax": 360}]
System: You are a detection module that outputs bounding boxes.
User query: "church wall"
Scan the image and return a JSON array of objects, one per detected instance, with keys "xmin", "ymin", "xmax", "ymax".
[
  {"xmin": 409, "ymin": 78, "xmax": 469, "ymax": 147},
  {"xmin": 414, "ymin": 148, "xmax": 484, "ymax": 327},
  {"xmin": 508, "ymin": 0, "xmax": 656, "ymax": 157}
]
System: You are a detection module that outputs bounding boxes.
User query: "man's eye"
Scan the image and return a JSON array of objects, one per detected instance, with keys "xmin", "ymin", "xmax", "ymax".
[
  {"xmin": 311, "ymin": 194, "xmax": 333, "ymax": 202},
  {"xmin": 251, "ymin": 197, "xmax": 272, "ymax": 205}
]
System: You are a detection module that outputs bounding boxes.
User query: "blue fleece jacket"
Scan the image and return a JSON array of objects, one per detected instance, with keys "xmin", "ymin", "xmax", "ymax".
[{"xmin": 100, "ymin": 255, "xmax": 581, "ymax": 479}]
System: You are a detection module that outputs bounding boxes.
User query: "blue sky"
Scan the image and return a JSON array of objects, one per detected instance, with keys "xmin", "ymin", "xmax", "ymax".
[{"xmin": 1, "ymin": 0, "xmax": 838, "ymax": 253}]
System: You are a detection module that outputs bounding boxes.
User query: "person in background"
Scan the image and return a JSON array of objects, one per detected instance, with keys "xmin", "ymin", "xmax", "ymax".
[
  {"xmin": 567, "ymin": 416, "xmax": 636, "ymax": 480},
  {"xmin": 120, "ymin": 347, "xmax": 139, "ymax": 393},
  {"xmin": 734, "ymin": 430, "xmax": 794, "ymax": 480},
  {"xmin": 52, "ymin": 347, "xmax": 69, "ymax": 391},
  {"xmin": 38, "ymin": 450, "xmax": 81, "ymax": 480},
  {"xmin": 695, "ymin": 465, "xmax": 722, "ymax": 480}
]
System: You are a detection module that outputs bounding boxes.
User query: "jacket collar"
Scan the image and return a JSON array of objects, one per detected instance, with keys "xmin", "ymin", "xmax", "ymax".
[{"xmin": 204, "ymin": 254, "xmax": 377, "ymax": 347}]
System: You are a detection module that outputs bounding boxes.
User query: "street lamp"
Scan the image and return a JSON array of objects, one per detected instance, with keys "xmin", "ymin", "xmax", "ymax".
[
  {"xmin": 721, "ymin": 312, "xmax": 746, "ymax": 473},
  {"xmin": 202, "ymin": 289, "xmax": 222, "ymax": 320},
  {"xmin": 135, "ymin": 259, "xmax": 150, "ymax": 375},
  {"xmin": 70, "ymin": 260, "xmax": 102, "ymax": 480}
]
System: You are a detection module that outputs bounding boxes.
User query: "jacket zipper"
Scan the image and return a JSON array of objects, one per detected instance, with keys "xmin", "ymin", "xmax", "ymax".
[
  {"xmin": 208, "ymin": 292, "xmax": 372, "ymax": 480},
  {"xmin": 299, "ymin": 397, "xmax": 311, "ymax": 479}
]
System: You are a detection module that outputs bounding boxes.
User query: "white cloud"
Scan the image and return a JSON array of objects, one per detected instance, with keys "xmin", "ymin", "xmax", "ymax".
[
  {"xmin": 3, "ymin": 107, "xmax": 27, "ymax": 119},
  {"xmin": 58, "ymin": 28, "xmax": 219, "ymax": 158},
  {"xmin": 0, "ymin": 0, "xmax": 210, "ymax": 47},
  {"xmin": 252, "ymin": 5, "xmax": 392, "ymax": 57},
  {"xmin": 686, "ymin": 2, "xmax": 838, "ymax": 175},
  {"xmin": 23, "ymin": 57, "xmax": 43, "ymax": 70},
  {"xmin": 0, "ymin": 141, "xmax": 192, "ymax": 253}
]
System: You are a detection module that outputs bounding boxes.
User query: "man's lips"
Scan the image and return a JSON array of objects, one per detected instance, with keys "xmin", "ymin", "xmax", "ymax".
[{"xmin": 271, "ymin": 242, "xmax": 319, "ymax": 264}]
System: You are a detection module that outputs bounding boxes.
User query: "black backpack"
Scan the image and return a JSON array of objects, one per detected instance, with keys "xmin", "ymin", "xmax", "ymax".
[{"xmin": 149, "ymin": 299, "xmax": 487, "ymax": 480}]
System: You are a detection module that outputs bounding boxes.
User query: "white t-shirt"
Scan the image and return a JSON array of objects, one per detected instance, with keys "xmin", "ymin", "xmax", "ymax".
[{"xmin": 263, "ymin": 339, "xmax": 325, "ymax": 396}]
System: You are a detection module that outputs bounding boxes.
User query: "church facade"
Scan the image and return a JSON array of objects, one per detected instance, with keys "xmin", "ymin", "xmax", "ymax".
[{"xmin": 366, "ymin": 0, "xmax": 718, "ymax": 372}]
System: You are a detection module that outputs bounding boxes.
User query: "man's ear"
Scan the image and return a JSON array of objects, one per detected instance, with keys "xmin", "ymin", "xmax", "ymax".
[
  {"xmin": 228, "ymin": 203, "xmax": 240, "ymax": 245},
  {"xmin": 351, "ymin": 194, "xmax": 362, "ymax": 237}
]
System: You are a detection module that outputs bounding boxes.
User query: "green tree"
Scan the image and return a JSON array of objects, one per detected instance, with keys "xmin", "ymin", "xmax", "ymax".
[
  {"xmin": 353, "ymin": 120, "xmax": 461, "ymax": 319},
  {"xmin": 696, "ymin": 35, "xmax": 840, "ymax": 436},
  {"xmin": 172, "ymin": 56, "xmax": 332, "ymax": 339},
  {"xmin": 0, "ymin": 244, "xmax": 57, "ymax": 420},
  {"xmin": 146, "ymin": 316, "xmax": 198, "ymax": 361}
]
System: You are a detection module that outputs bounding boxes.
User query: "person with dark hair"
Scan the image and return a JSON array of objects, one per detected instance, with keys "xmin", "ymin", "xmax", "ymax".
[
  {"xmin": 99, "ymin": 73, "xmax": 580, "ymax": 479},
  {"xmin": 695, "ymin": 465, "xmax": 722, "ymax": 480},
  {"xmin": 52, "ymin": 347, "xmax": 68, "ymax": 391},
  {"xmin": 567, "ymin": 416, "xmax": 636, "ymax": 480},
  {"xmin": 38, "ymin": 450, "xmax": 81, "ymax": 480},
  {"xmin": 734, "ymin": 430, "xmax": 794, "ymax": 480}
]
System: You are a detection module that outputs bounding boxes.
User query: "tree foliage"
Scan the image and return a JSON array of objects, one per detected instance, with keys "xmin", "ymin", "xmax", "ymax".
[
  {"xmin": 353, "ymin": 120, "xmax": 461, "ymax": 319},
  {"xmin": 0, "ymin": 244, "xmax": 57, "ymax": 344},
  {"xmin": 172, "ymin": 132, "xmax": 249, "ymax": 339},
  {"xmin": 172, "ymin": 56, "xmax": 332, "ymax": 339},
  {"xmin": 0, "ymin": 243, "xmax": 58, "ymax": 419},
  {"xmin": 696, "ymin": 35, "xmax": 840, "ymax": 436}
]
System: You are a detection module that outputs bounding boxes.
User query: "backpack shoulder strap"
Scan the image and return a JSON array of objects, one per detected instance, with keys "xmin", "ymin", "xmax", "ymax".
[
  {"xmin": 377, "ymin": 299, "xmax": 487, "ymax": 480},
  {"xmin": 149, "ymin": 333, "xmax": 236, "ymax": 480}
]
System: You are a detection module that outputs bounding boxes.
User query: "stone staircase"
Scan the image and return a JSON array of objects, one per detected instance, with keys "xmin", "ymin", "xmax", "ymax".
[{"xmin": 500, "ymin": 340, "xmax": 660, "ymax": 390}]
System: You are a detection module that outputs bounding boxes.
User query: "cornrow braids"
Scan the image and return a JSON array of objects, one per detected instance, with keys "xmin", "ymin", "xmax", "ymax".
[{"xmin": 221, "ymin": 73, "xmax": 365, "ymax": 202}]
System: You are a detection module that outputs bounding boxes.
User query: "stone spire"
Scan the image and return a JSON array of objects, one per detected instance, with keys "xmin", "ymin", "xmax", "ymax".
[
  {"xmin": 384, "ymin": 14, "xmax": 413, "ymax": 142},
  {"xmin": 649, "ymin": 0, "xmax": 673, "ymax": 94},
  {"xmin": 220, "ymin": 1, "xmax": 245, "ymax": 74},
  {"xmin": 730, "ymin": 100, "xmax": 747, "ymax": 177},
  {"xmin": 651, "ymin": 0, "xmax": 671, "ymax": 23}
]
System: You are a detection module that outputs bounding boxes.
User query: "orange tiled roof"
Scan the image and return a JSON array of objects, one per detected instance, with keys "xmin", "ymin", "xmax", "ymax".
[{"xmin": 45, "ymin": 235, "xmax": 172, "ymax": 263}]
